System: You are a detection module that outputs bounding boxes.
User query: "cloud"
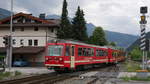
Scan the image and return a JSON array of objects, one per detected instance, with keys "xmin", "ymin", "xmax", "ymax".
[{"xmin": 0, "ymin": 0, "xmax": 150, "ymax": 35}]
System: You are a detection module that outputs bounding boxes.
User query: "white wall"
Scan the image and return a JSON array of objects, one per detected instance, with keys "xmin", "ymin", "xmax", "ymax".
[{"xmin": 0, "ymin": 27, "xmax": 57, "ymax": 47}]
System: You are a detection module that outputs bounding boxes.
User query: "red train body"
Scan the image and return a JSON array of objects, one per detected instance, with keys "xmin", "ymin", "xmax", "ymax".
[{"xmin": 45, "ymin": 40, "xmax": 125, "ymax": 72}]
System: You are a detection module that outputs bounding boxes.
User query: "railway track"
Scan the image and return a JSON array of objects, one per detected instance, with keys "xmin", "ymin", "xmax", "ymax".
[
  {"xmin": 0, "ymin": 72, "xmax": 76, "ymax": 84},
  {"xmin": 86, "ymin": 64, "xmax": 120, "ymax": 84},
  {"xmin": 0, "ymin": 63, "xmax": 120, "ymax": 84},
  {"xmin": 55, "ymin": 63, "xmax": 120, "ymax": 84}
]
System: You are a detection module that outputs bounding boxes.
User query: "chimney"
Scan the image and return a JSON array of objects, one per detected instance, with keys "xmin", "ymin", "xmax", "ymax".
[
  {"xmin": 39, "ymin": 13, "xmax": 45, "ymax": 19},
  {"xmin": 28, "ymin": 14, "xmax": 32, "ymax": 16}
]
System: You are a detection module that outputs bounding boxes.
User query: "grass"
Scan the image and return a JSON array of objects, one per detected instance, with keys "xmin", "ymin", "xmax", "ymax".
[
  {"xmin": 121, "ymin": 76, "xmax": 150, "ymax": 81},
  {"xmin": 0, "ymin": 72, "xmax": 12, "ymax": 80},
  {"xmin": 0, "ymin": 71, "xmax": 22, "ymax": 80},
  {"xmin": 124, "ymin": 61, "xmax": 141, "ymax": 72},
  {"xmin": 14, "ymin": 71, "xmax": 22, "ymax": 76}
]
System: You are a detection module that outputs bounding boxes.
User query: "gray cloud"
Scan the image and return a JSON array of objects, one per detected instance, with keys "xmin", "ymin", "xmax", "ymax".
[{"xmin": 0, "ymin": 0, "xmax": 150, "ymax": 35}]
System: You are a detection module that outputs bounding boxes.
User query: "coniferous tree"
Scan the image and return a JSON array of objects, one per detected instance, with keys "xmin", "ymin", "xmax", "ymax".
[
  {"xmin": 89, "ymin": 27, "xmax": 108, "ymax": 46},
  {"xmin": 109, "ymin": 42, "xmax": 116, "ymax": 46},
  {"xmin": 57, "ymin": 0, "xmax": 72, "ymax": 39},
  {"xmin": 72, "ymin": 6, "xmax": 88, "ymax": 42}
]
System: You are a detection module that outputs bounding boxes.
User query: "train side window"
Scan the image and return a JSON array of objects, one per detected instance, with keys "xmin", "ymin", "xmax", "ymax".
[
  {"xmin": 65, "ymin": 46, "xmax": 70, "ymax": 56},
  {"xmin": 103, "ymin": 51, "xmax": 105, "ymax": 56},
  {"xmin": 91, "ymin": 48, "xmax": 94, "ymax": 56},
  {"xmin": 78, "ymin": 48, "xmax": 82, "ymax": 56},
  {"xmin": 96, "ymin": 49, "xmax": 99, "ymax": 56},
  {"xmin": 72, "ymin": 46, "xmax": 75, "ymax": 56},
  {"xmin": 96, "ymin": 49, "xmax": 101, "ymax": 56},
  {"xmin": 100, "ymin": 50, "xmax": 103, "ymax": 56},
  {"xmin": 105, "ymin": 51, "xmax": 108, "ymax": 56},
  {"xmin": 112, "ymin": 52, "xmax": 115, "ymax": 57},
  {"xmin": 87, "ymin": 48, "xmax": 90, "ymax": 56},
  {"xmin": 83, "ymin": 48, "xmax": 86, "ymax": 56}
]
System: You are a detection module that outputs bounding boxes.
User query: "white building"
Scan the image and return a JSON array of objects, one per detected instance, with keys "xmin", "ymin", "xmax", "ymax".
[{"xmin": 0, "ymin": 12, "xmax": 59, "ymax": 66}]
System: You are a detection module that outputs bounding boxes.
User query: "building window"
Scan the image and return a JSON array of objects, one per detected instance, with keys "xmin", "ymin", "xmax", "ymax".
[
  {"xmin": 34, "ymin": 40, "xmax": 38, "ymax": 46},
  {"xmin": 51, "ymin": 28, "xmax": 54, "ymax": 33},
  {"xmin": 31, "ymin": 20, "xmax": 35, "ymax": 23},
  {"xmin": 34, "ymin": 27, "xmax": 38, "ymax": 31},
  {"xmin": 28, "ymin": 39, "xmax": 32, "ymax": 46},
  {"xmin": 13, "ymin": 20, "xmax": 17, "ymax": 23},
  {"xmin": 12, "ymin": 27, "xmax": 15, "ymax": 32},
  {"xmin": 20, "ymin": 39, "xmax": 24, "ymax": 45},
  {"xmin": 21, "ymin": 27, "xmax": 24, "ymax": 31},
  {"xmin": 12, "ymin": 39, "xmax": 16, "ymax": 45},
  {"xmin": 25, "ymin": 19, "xmax": 31, "ymax": 23}
]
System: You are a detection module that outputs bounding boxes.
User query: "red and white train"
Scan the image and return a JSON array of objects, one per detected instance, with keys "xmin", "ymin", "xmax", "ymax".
[{"xmin": 45, "ymin": 40, "xmax": 125, "ymax": 72}]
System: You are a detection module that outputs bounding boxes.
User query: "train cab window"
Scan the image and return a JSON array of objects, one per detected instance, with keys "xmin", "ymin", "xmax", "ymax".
[
  {"xmin": 48, "ymin": 45, "xmax": 63, "ymax": 56},
  {"xmin": 65, "ymin": 46, "xmax": 70, "ymax": 56}
]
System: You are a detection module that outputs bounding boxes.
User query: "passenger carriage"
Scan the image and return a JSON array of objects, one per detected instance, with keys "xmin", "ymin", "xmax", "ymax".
[{"xmin": 45, "ymin": 39, "xmax": 125, "ymax": 72}]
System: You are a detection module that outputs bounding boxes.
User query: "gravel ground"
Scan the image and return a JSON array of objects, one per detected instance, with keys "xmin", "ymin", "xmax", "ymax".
[
  {"xmin": 55, "ymin": 77, "xmax": 96, "ymax": 84},
  {"xmin": 55, "ymin": 63, "xmax": 150, "ymax": 84}
]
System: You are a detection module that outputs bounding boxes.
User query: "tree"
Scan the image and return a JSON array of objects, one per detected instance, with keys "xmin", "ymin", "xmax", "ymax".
[
  {"xmin": 57, "ymin": 0, "xmax": 72, "ymax": 39},
  {"xmin": 130, "ymin": 46, "xmax": 142, "ymax": 61},
  {"xmin": 109, "ymin": 42, "xmax": 116, "ymax": 46},
  {"xmin": 72, "ymin": 6, "xmax": 88, "ymax": 42},
  {"xmin": 89, "ymin": 27, "xmax": 108, "ymax": 46}
]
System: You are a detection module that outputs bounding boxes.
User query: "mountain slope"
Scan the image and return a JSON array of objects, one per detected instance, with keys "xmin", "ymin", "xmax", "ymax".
[
  {"xmin": 0, "ymin": 8, "xmax": 11, "ymax": 19},
  {"xmin": 105, "ymin": 31, "xmax": 138, "ymax": 48},
  {"xmin": 86, "ymin": 22, "xmax": 139, "ymax": 48},
  {"xmin": 127, "ymin": 32, "xmax": 150, "ymax": 51}
]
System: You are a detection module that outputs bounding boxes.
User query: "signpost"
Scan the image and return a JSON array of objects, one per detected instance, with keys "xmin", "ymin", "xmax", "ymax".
[
  {"xmin": 140, "ymin": 6, "xmax": 148, "ymax": 70},
  {"xmin": 136, "ymin": 6, "xmax": 148, "ymax": 78}
]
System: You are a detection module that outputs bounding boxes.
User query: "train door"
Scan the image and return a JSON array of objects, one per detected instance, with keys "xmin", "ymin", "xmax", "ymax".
[{"xmin": 70, "ymin": 45, "xmax": 75, "ymax": 68}]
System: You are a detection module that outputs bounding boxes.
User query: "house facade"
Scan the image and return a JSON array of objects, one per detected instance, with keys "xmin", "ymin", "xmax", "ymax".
[{"xmin": 0, "ymin": 12, "xmax": 59, "ymax": 66}]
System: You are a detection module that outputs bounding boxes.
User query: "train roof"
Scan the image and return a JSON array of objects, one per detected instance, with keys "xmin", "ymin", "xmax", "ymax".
[
  {"xmin": 48, "ymin": 39, "xmax": 124, "ymax": 51},
  {"xmin": 48, "ymin": 39, "xmax": 108, "ymax": 48}
]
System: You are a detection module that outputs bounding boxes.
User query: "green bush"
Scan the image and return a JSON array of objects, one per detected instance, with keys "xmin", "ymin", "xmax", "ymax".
[
  {"xmin": 130, "ymin": 46, "xmax": 142, "ymax": 61},
  {"xmin": 125, "ymin": 61, "xmax": 141, "ymax": 72}
]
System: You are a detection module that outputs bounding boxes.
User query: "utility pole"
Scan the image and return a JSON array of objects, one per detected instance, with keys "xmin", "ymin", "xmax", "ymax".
[
  {"xmin": 8, "ymin": 0, "xmax": 13, "ymax": 71},
  {"xmin": 140, "ymin": 6, "xmax": 148, "ymax": 70}
]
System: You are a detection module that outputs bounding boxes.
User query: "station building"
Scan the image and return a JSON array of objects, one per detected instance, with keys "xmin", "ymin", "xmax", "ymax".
[{"xmin": 0, "ymin": 12, "xmax": 59, "ymax": 67}]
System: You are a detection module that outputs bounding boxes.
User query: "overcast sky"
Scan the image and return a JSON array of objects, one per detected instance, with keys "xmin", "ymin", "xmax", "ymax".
[{"xmin": 1, "ymin": 0, "xmax": 150, "ymax": 35}]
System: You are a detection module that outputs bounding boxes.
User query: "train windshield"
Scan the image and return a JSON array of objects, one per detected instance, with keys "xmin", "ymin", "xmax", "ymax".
[{"xmin": 48, "ymin": 45, "xmax": 63, "ymax": 56}]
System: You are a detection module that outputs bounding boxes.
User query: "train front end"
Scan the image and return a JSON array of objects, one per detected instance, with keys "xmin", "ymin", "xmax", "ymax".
[{"xmin": 45, "ymin": 43, "xmax": 66, "ymax": 71}]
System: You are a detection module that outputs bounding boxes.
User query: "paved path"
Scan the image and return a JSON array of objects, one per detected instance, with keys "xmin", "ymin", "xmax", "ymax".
[{"xmin": 5, "ymin": 67, "xmax": 53, "ymax": 75}]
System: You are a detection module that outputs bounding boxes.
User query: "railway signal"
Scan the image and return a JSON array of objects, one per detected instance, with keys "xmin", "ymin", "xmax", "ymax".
[
  {"xmin": 140, "ymin": 6, "xmax": 148, "ymax": 70},
  {"xmin": 3, "ymin": 35, "xmax": 10, "ymax": 47}
]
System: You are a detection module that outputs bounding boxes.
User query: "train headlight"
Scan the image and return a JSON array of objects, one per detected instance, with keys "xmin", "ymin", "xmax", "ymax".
[
  {"xmin": 59, "ymin": 58, "xmax": 63, "ymax": 61},
  {"xmin": 46, "ymin": 58, "xmax": 49, "ymax": 61}
]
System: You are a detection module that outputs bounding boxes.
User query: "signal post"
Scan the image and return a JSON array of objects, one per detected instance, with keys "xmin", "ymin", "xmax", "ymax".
[{"xmin": 3, "ymin": 35, "xmax": 11, "ymax": 70}]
